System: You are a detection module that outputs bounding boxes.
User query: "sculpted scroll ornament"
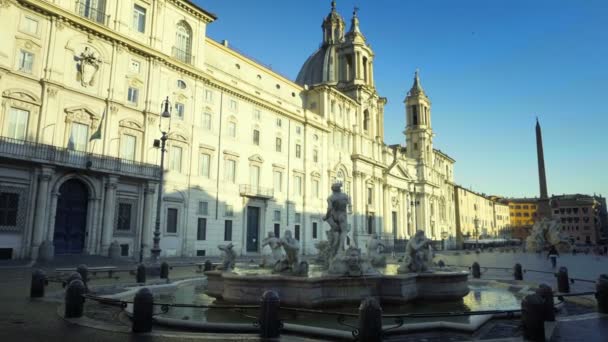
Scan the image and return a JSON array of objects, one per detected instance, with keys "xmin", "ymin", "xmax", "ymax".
[{"xmin": 76, "ymin": 47, "xmax": 102, "ymax": 87}]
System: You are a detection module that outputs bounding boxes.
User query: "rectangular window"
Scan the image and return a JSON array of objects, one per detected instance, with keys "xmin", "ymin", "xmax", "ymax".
[
  {"xmin": 225, "ymin": 159, "xmax": 236, "ymax": 183},
  {"xmin": 120, "ymin": 244, "xmax": 129, "ymax": 256},
  {"xmin": 229, "ymin": 99, "xmax": 238, "ymax": 111},
  {"xmin": 295, "ymin": 213, "xmax": 301, "ymax": 223},
  {"xmin": 197, "ymin": 218, "xmax": 207, "ymax": 240},
  {"xmin": 127, "ymin": 87, "xmax": 139, "ymax": 104},
  {"xmin": 120, "ymin": 134, "xmax": 137, "ymax": 161},
  {"xmin": 253, "ymin": 109, "xmax": 261, "ymax": 120},
  {"xmin": 129, "ymin": 60, "xmax": 141, "ymax": 73},
  {"xmin": 170, "ymin": 146, "xmax": 182, "ymax": 172},
  {"xmin": 312, "ymin": 179, "xmax": 320, "ymax": 199},
  {"xmin": 250, "ymin": 165, "xmax": 260, "ymax": 188},
  {"xmin": 21, "ymin": 16, "xmax": 39, "ymax": 35},
  {"xmin": 198, "ymin": 201, "xmax": 208, "ymax": 215},
  {"xmin": 227, "ymin": 122, "xmax": 236, "ymax": 138},
  {"xmin": 199, "ymin": 153, "xmax": 210, "ymax": 178},
  {"xmin": 166, "ymin": 208, "xmax": 178, "ymax": 233},
  {"xmin": 295, "ymin": 144, "xmax": 301, "ymax": 158},
  {"xmin": 202, "ymin": 113, "xmax": 212, "ymax": 130},
  {"xmin": 253, "ymin": 129, "xmax": 260, "ymax": 145},
  {"xmin": 0, "ymin": 193, "xmax": 19, "ymax": 227},
  {"xmin": 273, "ymin": 171, "xmax": 282, "ymax": 192},
  {"xmin": 312, "ymin": 222, "xmax": 318, "ymax": 239},
  {"xmin": 6, "ymin": 108, "xmax": 29, "ymax": 140},
  {"xmin": 196, "ymin": 250, "xmax": 206, "ymax": 256},
  {"xmin": 69, "ymin": 123, "xmax": 89, "ymax": 152},
  {"xmin": 367, "ymin": 188, "xmax": 373, "ymax": 205},
  {"xmin": 313, "ymin": 150, "xmax": 318, "ymax": 163},
  {"xmin": 204, "ymin": 90, "xmax": 213, "ymax": 103},
  {"xmin": 18, "ymin": 50, "xmax": 34, "ymax": 73},
  {"xmin": 133, "ymin": 4, "xmax": 146, "ymax": 33},
  {"xmin": 224, "ymin": 220, "xmax": 233, "ymax": 241},
  {"xmin": 174, "ymin": 102, "xmax": 185, "ymax": 120},
  {"xmin": 276, "ymin": 118, "xmax": 282, "ymax": 127},
  {"xmin": 296, "ymin": 126, "xmax": 302, "ymax": 135},
  {"xmin": 367, "ymin": 214, "xmax": 374, "ymax": 234},
  {"xmin": 225, "ymin": 204, "xmax": 234, "ymax": 217},
  {"xmin": 275, "ymin": 137, "xmax": 282, "ymax": 152},
  {"xmin": 117, "ymin": 203, "xmax": 132, "ymax": 231},
  {"xmin": 294, "ymin": 175, "xmax": 302, "ymax": 196},
  {"xmin": 294, "ymin": 225, "xmax": 300, "ymax": 240},
  {"xmin": 273, "ymin": 210, "xmax": 281, "ymax": 222},
  {"xmin": 274, "ymin": 223, "xmax": 280, "ymax": 238}
]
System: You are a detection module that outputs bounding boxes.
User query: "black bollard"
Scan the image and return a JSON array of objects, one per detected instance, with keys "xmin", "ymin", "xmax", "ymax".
[
  {"xmin": 259, "ymin": 290, "xmax": 281, "ymax": 338},
  {"xmin": 160, "ymin": 262, "xmax": 169, "ymax": 279},
  {"xmin": 136, "ymin": 264, "xmax": 146, "ymax": 284},
  {"xmin": 437, "ymin": 260, "xmax": 445, "ymax": 268},
  {"xmin": 472, "ymin": 262, "xmax": 481, "ymax": 279},
  {"xmin": 65, "ymin": 279, "xmax": 86, "ymax": 318},
  {"xmin": 536, "ymin": 283, "xmax": 555, "ymax": 321},
  {"xmin": 556, "ymin": 267, "xmax": 570, "ymax": 293},
  {"xmin": 132, "ymin": 288, "xmax": 154, "ymax": 333},
  {"xmin": 63, "ymin": 272, "xmax": 82, "ymax": 288},
  {"xmin": 358, "ymin": 297, "xmax": 383, "ymax": 342},
  {"xmin": 30, "ymin": 269, "xmax": 47, "ymax": 298},
  {"xmin": 514, "ymin": 263, "xmax": 523, "ymax": 281},
  {"xmin": 596, "ymin": 274, "xmax": 608, "ymax": 314},
  {"xmin": 521, "ymin": 293, "xmax": 546, "ymax": 341},
  {"xmin": 203, "ymin": 260, "xmax": 213, "ymax": 272}
]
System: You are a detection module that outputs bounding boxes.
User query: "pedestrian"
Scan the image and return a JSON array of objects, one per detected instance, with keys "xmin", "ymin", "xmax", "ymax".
[{"xmin": 547, "ymin": 245, "xmax": 559, "ymax": 268}]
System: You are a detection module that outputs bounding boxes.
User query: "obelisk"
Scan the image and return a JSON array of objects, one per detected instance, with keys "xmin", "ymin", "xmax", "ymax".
[{"xmin": 535, "ymin": 118, "xmax": 551, "ymax": 219}]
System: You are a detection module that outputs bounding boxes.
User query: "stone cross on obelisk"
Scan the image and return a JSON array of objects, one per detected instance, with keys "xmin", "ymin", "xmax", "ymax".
[{"xmin": 535, "ymin": 118, "xmax": 552, "ymax": 219}]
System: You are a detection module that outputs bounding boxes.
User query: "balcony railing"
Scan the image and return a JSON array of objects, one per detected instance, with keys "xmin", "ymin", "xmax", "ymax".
[
  {"xmin": 76, "ymin": 1, "xmax": 109, "ymax": 26},
  {"xmin": 172, "ymin": 46, "xmax": 194, "ymax": 64},
  {"xmin": 239, "ymin": 185, "xmax": 274, "ymax": 199},
  {"xmin": 0, "ymin": 136, "xmax": 160, "ymax": 180}
]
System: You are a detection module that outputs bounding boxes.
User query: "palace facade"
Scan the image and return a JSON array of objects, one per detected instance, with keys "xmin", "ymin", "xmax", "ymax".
[{"xmin": 0, "ymin": 0, "xmax": 458, "ymax": 260}]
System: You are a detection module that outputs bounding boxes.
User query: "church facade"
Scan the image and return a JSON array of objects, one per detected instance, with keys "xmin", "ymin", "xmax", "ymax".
[{"xmin": 0, "ymin": 0, "xmax": 457, "ymax": 260}]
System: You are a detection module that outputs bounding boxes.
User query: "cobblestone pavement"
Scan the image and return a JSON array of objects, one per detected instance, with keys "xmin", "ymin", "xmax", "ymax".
[{"xmin": 0, "ymin": 251, "xmax": 605, "ymax": 341}]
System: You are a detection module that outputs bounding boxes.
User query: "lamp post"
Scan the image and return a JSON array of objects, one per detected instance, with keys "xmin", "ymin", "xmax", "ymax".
[
  {"xmin": 150, "ymin": 97, "xmax": 172, "ymax": 264},
  {"xmin": 474, "ymin": 216, "xmax": 480, "ymax": 249}
]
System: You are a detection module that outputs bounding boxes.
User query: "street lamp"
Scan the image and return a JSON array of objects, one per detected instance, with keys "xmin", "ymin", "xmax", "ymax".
[
  {"xmin": 150, "ymin": 97, "xmax": 172, "ymax": 264},
  {"xmin": 474, "ymin": 216, "xmax": 480, "ymax": 249}
]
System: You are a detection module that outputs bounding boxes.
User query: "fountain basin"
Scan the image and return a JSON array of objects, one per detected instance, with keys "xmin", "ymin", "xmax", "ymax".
[{"xmin": 205, "ymin": 270, "xmax": 469, "ymax": 308}]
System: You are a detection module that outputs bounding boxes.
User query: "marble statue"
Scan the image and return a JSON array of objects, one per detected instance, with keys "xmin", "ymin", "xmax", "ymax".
[
  {"xmin": 273, "ymin": 230, "xmax": 308, "ymax": 276},
  {"xmin": 77, "ymin": 47, "xmax": 101, "ymax": 87},
  {"xmin": 526, "ymin": 217, "xmax": 571, "ymax": 252},
  {"xmin": 322, "ymin": 182, "xmax": 352, "ymax": 262},
  {"xmin": 398, "ymin": 230, "xmax": 433, "ymax": 273},
  {"xmin": 328, "ymin": 246, "xmax": 376, "ymax": 277},
  {"xmin": 367, "ymin": 233, "xmax": 386, "ymax": 267},
  {"xmin": 261, "ymin": 232, "xmax": 282, "ymax": 268},
  {"xmin": 217, "ymin": 243, "xmax": 236, "ymax": 271}
]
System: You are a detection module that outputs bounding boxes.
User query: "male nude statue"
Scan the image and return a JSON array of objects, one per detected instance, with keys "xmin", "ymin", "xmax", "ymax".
[{"xmin": 322, "ymin": 182, "xmax": 352, "ymax": 260}]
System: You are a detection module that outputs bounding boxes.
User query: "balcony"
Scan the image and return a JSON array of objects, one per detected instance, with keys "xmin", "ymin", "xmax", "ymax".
[
  {"xmin": 76, "ymin": 1, "xmax": 109, "ymax": 26},
  {"xmin": 239, "ymin": 185, "xmax": 274, "ymax": 199},
  {"xmin": 0, "ymin": 136, "xmax": 160, "ymax": 180},
  {"xmin": 172, "ymin": 47, "xmax": 194, "ymax": 65}
]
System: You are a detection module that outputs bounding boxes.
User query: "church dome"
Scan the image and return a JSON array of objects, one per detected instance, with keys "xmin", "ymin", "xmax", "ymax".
[{"xmin": 295, "ymin": 44, "xmax": 338, "ymax": 86}]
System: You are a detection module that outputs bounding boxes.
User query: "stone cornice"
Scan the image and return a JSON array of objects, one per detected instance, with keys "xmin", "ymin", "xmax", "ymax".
[{"xmin": 167, "ymin": 0, "xmax": 217, "ymax": 23}]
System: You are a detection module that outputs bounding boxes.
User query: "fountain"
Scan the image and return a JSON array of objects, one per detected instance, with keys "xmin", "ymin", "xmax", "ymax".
[
  {"xmin": 526, "ymin": 217, "xmax": 571, "ymax": 252},
  {"xmin": 204, "ymin": 183, "xmax": 470, "ymax": 307}
]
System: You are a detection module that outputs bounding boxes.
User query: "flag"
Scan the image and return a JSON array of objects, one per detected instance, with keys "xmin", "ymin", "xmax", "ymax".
[
  {"xmin": 67, "ymin": 134, "xmax": 75, "ymax": 150},
  {"xmin": 90, "ymin": 108, "xmax": 105, "ymax": 141}
]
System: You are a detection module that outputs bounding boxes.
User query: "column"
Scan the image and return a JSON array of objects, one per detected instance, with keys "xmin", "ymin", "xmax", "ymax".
[
  {"xmin": 382, "ymin": 184, "xmax": 390, "ymax": 236},
  {"xmin": 32, "ymin": 166, "xmax": 54, "ymax": 260},
  {"xmin": 101, "ymin": 175, "xmax": 119, "ymax": 256},
  {"xmin": 140, "ymin": 182, "xmax": 156, "ymax": 258}
]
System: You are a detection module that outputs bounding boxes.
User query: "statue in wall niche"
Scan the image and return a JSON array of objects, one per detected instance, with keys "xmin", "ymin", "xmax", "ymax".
[
  {"xmin": 398, "ymin": 230, "xmax": 433, "ymax": 273},
  {"xmin": 367, "ymin": 233, "xmax": 387, "ymax": 267},
  {"xmin": 76, "ymin": 47, "xmax": 101, "ymax": 87},
  {"xmin": 261, "ymin": 232, "xmax": 283, "ymax": 268},
  {"xmin": 526, "ymin": 217, "xmax": 571, "ymax": 252},
  {"xmin": 217, "ymin": 243, "xmax": 236, "ymax": 271},
  {"xmin": 273, "ymin": 230, "xmax": 308, "ymax": 276},
  {"xmin": 322, "ymin": 182, "xmax": 352, "ymax": 262}
]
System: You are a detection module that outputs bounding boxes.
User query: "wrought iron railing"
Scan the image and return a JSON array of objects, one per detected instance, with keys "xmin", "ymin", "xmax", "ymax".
[
  {"xmin": 75, "ymin": 0, "xmax": 110, "ymax": 26},
  {"xmin": 239, "ymin": 184, "xmax": 274, "ymax": 199},
  {"xmin": 172, "ymin": 46, "xmax": 194, "ymax": 64},
  {"xmin": 0, "ymin": 136, "xmax": 160, "ymax": 180}
]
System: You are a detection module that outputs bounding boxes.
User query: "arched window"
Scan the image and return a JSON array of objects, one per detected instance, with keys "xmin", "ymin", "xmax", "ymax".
[
  {"xmin": 363, "ymin": 110, "xmax": 370, "ymax": 131},
  {"xmin": 175, "ymin": 21, "xmax": 192, "ymax": 64},
  {"xmin": 362, "ymin": 56, "xmax": 368, "ymax": 83},
  {"xmin": 412, "ymin": 105, "xmax": 418, "ymax": 125}
]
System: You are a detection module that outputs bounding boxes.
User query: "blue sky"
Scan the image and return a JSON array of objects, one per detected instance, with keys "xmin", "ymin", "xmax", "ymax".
[{"xmin": 197, "ymin": 0, "xmax": 608, "ymax": 199}]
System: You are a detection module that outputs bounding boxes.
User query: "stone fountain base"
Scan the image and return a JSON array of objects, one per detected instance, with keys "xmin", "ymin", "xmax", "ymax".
[{"xmin": 204, "ymin": 270, "xmax": 469, "ymax": 308}]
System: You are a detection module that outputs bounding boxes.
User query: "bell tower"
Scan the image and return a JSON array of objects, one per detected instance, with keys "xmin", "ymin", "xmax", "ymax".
[
  {"xmin": 322, "ymin": 1, "xmax": 345, "ymax": 45},
  {"xmin": 338, "ymin": 7, "xmax": 375, "ymax": 90},
  {"xmin": 405, "ymin": 70, "xmax": 433, "ymax": 163}
]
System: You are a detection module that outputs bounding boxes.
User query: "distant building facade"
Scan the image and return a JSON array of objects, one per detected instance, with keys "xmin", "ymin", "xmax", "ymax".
[
  {"xmin": 501, "ymin": 198, "xmax": 538, "ymax": 240},
  {"xmin": 454, "ymin": 187, "xmax": 511, "ymax": 245},
  {"xmin": 0, "ymin": 1, "xmax": 460, "ymax": 259},
  {"xmin": 551, "ymin": 194, "xmax": 607, "ymax": 246}
]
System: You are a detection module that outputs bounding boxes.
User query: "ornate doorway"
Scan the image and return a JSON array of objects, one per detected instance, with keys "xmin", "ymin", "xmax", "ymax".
[{"xmin": 53, "ymin": 179, "xmax": 88, "ymax": 254}]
